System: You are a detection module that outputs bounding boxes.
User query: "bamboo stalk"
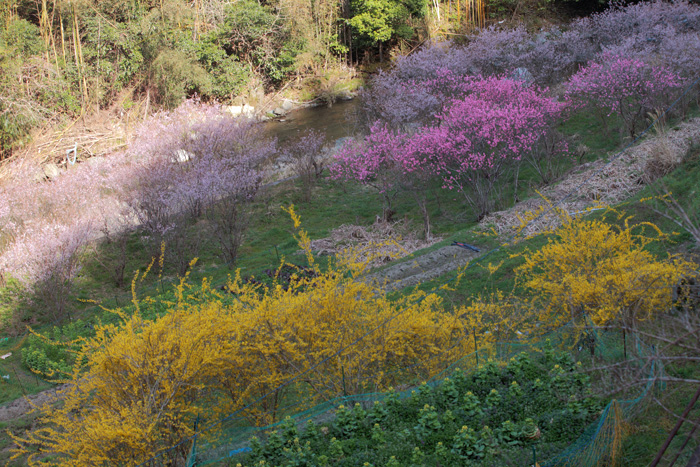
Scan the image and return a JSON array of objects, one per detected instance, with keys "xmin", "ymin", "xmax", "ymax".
[
  {"xmin": 60, "ymin": 9, "xmax": 66, "ymax": 64},
  {"xmin": 71, "ymin": 7, "xmax": 79, "ymax": 67},
  {"xmin": 71, "ymin": 5, "xmax": 85, "ymax": 114},
  {"xmin": 480, "ymin": 0, "xmax": 483, "ymax": 27},
  {"xmin": 193, "ymin": 0, "xmax": 199, "ymax": 41},
  {"xmin": 73, "ymin": 6, "xmax": 88, "ymax": 114},
  {"xmin": 39, "ymin": 0, "xmax": 51, "ymax": 63},
  {"xmin": 45, "ymin": 1, "xmax": 61, "ymax": 78}
]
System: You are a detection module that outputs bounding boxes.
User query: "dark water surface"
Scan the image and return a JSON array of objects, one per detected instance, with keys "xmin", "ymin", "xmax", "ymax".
[{"xmin": 263, "ymin": 99, "xmax": 361, "ymax": 147}]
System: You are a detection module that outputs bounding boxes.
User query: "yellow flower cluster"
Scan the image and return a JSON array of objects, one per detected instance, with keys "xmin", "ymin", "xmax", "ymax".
[
  {"xmin": 516, "ymin": 212, "xmax": 694, "ymax": 332},
  {"xmin": 11, "ymin": 207, "xmax": 483, "ymax": 466}
]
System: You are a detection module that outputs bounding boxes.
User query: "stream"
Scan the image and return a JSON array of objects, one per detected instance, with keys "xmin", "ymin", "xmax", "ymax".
[{"xmin": 262, "ymin": 99, "xmax": 361, "ymax": 147}]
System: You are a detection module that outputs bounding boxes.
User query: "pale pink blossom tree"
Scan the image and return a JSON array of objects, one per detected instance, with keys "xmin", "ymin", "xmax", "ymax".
[{"xmin": 123, "ymin": 101, "xmax": 274, "ymax": 272}]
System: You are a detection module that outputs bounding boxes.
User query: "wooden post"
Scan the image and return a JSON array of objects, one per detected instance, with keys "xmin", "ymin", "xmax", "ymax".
[{"xmin": 650, "ymin": 384, "xmax": 700, "ymax": 467}]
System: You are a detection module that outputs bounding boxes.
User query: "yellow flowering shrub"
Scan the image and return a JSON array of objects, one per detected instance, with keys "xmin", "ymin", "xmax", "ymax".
[
  {"xmin": 516, "ymin": 212, "xmax": 694, "ymax": 333},
  {"xmin": 11, "ymin": 207, "xmax": 483, "ymax": 466}
]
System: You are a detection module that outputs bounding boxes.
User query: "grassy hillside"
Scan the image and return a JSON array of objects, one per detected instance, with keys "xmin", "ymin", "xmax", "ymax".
[{"xmin": 1, "ymin": 1, "xmax": 700, "ymax": 465}]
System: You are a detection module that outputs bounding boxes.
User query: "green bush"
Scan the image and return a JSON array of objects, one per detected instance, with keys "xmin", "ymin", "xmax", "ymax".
[
  {"xmin": 21, "ymin": 321, "xmax": 86, "ymax": 379},
  {"xmin": 217, "ymin": 0, "xmax": 297, "ymax": 86},
  {"xmin": 82, "ymin": 18, "xmax": 145, "ymax": 95},
  {"xmin": 0, "ymin": 19, "xmax": 45, "ymax": 157},
  {"xmin": 150, "ymin": 48, "xmax": 212, "ymax": 108},
  {"xmin": 1, "ymin": 19, "xmax": 44, "ymax": 57},
  {"xmin": 0, "ymin": 104, "xmax": 37, "ymax": 158},
  {"xmin": 0, "ymin": 276, "xmax": 28, "ymax": 330},
  {"xmin": 191, "ymin": 34, "xmax": 250, "ymax": 99}
]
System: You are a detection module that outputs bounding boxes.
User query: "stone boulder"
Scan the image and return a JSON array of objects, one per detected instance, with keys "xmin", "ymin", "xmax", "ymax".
[
  {"xmin": 171, "ymin": 149, "xmax": 193, "ymax": 163},
  {"xmin": 43, "ymin": 163, "xmax": 60, "ymax": 180},
  {"xmin": 225, "ymin": 104, "xmax": 255, "ymax": 118},
  {"xmin": 281, "ymin": 99, "xmax": 294, "ymax": 111},
  {"xmin": 510, "ymin": 67, "xmax": 534, "ymax": 85}
]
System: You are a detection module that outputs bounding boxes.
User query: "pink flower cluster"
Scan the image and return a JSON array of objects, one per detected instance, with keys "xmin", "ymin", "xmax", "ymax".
[
  {"xmin": 566, "ymin": 53, "xmax": 684, "ymax": 136},
  {"xmin": 333, "ymin": 77, "xmax": 568, "ymax": 219}
]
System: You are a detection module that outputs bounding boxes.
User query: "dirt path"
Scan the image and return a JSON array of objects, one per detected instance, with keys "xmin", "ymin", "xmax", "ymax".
[
  {"xmin": 0, "ymin": 384, "xmax": 68, "ymax": 422},
  {"xmin": 363, "ymin": 244, "xmax": 482, "ymax": 291}
]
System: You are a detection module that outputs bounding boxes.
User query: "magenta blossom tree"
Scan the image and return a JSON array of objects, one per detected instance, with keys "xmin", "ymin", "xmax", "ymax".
[
  {"xmin": 415, "ymin": 77, "xmax": 568, "ymax": 220},
  {"xmin": 566, "ymin": 53, "xmax": 683, "ymax": 139},
  {"xmin": 331, "ymin": 122, "xmax": 406, "ymax": 221},
  {"xmin": 336, "ymin": 77, "xmax": 568, "ymax": 224},
  {"xmin": 398, "ymin": 125, "xmax": 451, "ymax": 238}
]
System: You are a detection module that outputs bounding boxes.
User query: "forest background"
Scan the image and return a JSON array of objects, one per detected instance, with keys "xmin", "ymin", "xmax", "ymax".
[{"xmin": 0, "ymin": 0, "xmax": 601, "ymax": 159}]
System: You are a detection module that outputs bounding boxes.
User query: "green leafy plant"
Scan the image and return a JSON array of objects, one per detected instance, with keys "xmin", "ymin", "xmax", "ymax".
[{"xmin": 239, "ymin": 348, "xmax": 600, "ymax": 466}]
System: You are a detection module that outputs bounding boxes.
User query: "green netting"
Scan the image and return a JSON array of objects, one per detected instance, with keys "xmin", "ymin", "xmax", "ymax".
[
  {"xmin": 186, "ymin": 321, "xmax": 660, "ymax": 467},
  {"xmin": 544, "ymin": 331, "xmax": 661, "ymax": 467}
]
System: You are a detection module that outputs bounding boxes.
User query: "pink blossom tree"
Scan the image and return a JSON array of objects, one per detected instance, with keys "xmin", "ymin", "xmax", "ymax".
[
  {"xmin": 355, "ymin": 71, "xmax": 442, "ymax": 131},
  {"xmin": 187, "ymin": 114, "xmax": 274, "ymax": 267},
  {"xmin": 2, "ymin": 221, "xmax": 93, "ymax": 323},
  {"xmin": 412, "ymin": 77, "xmax": 568, "ymax": 220},
  {"xmin": 398, "ymin": 125, "xmax": 450, "ymax": 238},
  {"xmin": 337, "ymin": 77, "xmax": 568, "ymax": 225},
  {"xmin": 566, "ymin": 53, "xmax": 684, "ymax": 139},
  {"xmin": 0, "ymin": 158, "xmax": 117, "ymax": 322},
  {"xmin": 124, "ymin": 101, "xmax": 274, "ymax": 272},
  {"xmin": 282, "ymin": 129, "xmax": 326, "ymax": 202},
  {"xmin": 330, "ymin": 123, "xmax": 406, "ymax": 221}
]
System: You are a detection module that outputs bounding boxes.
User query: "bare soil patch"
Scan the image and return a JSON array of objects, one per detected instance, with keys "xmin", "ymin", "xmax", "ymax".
[
  {"xmin": 480, "ymin": 118, "xmax": 700, "ymax": 238},
  {"xmin": 0, "ymin": 384, "xmax": 68, "ymax": 422},
  {"xmin": 308, "ymin": 219, "xmax": 481, "ymax": 291},
  {"xmin": 363, "ymin": 245, "xmax": 482, "ymax": 291},
  {"xmin": 309, "ymin": 219, "xmax": 441, "ymax": 268}
]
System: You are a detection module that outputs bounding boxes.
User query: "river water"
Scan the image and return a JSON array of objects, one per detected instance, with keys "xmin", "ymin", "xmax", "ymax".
[{"xmin": 262, "ymin": 99, "xmax": 361, "ymax": 147}]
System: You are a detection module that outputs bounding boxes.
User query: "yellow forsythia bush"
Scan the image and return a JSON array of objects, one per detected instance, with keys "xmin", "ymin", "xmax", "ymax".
[
  {"xmin": 516, "ymin": 213, "xmax": 695, "ymax": 333},
  {"xmin": 11, "ymin": 207, "xmax": 483, "ymax": 466}
]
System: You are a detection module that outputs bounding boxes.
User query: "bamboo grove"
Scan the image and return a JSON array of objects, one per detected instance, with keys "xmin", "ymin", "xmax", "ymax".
[{"xmin": 0, "ymin": 0, "xmax": 498, "ymax": 158}]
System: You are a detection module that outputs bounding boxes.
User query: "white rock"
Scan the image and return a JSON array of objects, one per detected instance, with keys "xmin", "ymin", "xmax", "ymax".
[
  {"xmin": 242, "ymin": 104, "xmax": 255, "ymax": 116},
  {"xmin": 172, "ymin": 149, "xmax": 193, "ymax": 163},
  {"xmin": 43, "ymin": 163, "xmax": 60, "ymax": 179},
  {"xmin": 225, "ymin": 104, "xmax": 255, "ymax": 118}
]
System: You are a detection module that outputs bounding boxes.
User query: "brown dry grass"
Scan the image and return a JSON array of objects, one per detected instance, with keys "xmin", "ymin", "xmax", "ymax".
[
  {"xmin": 308, "ymin": 219, "xmax": 441, "ymax": 268},
  {"xmin": 480, "ymin": 117, "xmax": 700, "ymax": 239},
  {"xmin": 0, "ymin": 91, "xmax": 145, "ymax": 182}
]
